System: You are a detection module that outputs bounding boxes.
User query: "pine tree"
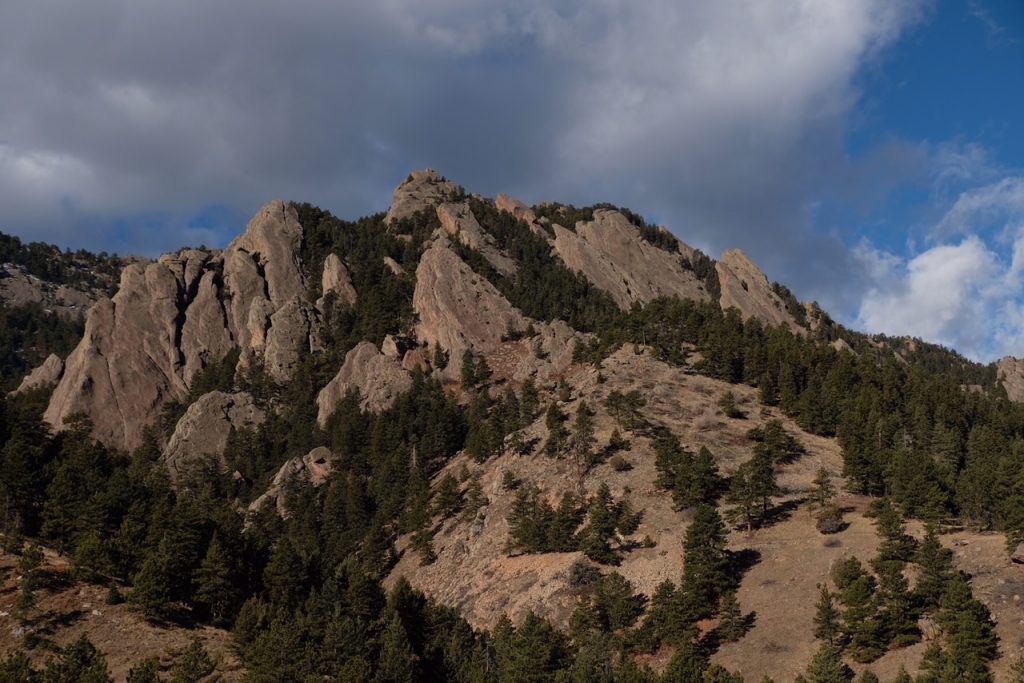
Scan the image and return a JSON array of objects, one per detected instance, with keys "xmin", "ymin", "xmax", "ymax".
[
  {"xmin": 432, "ymin": 474, "xmax": 463, "ymax": 518},
  {"xmin": 937, "ymin": 573, "xmax": 998, "ymax": 678},
  {"xmin": 544, "ymin": 403, "xmax": 568, "ymax": 456},
  {"xmin": 169, "ymin": 638, "xmax": 214, "ymax": 683},
  {"xmin": 890, "ymin": 667, "xmax": 911, "ymax": 683},
  {"xmin": 42, "ymin": 635, "xmax": 113, "ymax": 683},
  {"xmin": 194, "ymin": 533, "xmax": 240, "ymax": 626},
  {"xmin": 570, "ymin": 401, "xmax": 596, "ymax": 484},
  {"xmin": 913, "ymin": 523, "xmax": 953, "ymax": 611},
  {"xmin": 681, "ymin": 505, "xmax": 732, "ymax": 619},
  {"xmin": 717, "ymin": 590, "xmax": 746, "ymax": 642},
  {"xmin": 580, "ymin": 484, "xmax": 619, "ymax": 564},
  {"xmin": 498, "ymin": 612, "xmax": 569, "ymax": 683},
  {"xmin": 126, "ymin": 657, "xmax": 159, "ymax": 683},
  {"xmin": 660, "ymin": 641, "xmax": 708, "ymax": 682},
  {"xmin": 874, "ymin": 559, "xmax": 919, "ymax": 647},
  {"xmin": 813, "ymin": 585, "xmax": 841, "ymax": 646},
  {"xmin": 856, "ymin": 671, "xmax": 880, "ymax": 683},
  {"xmin": 130, "ymin": 537, "xmax": 174, "ymax": 619},
  {"xmin": 812, "ymin": 468, "xmax": 837, "ymax": 509},
  {"xmin": 803, "ymin": 643, "xmax": 852, "ymax": 682},
  {"xmin": 377, "ymin": 614, "xmax": 417, "ymax": 683}
]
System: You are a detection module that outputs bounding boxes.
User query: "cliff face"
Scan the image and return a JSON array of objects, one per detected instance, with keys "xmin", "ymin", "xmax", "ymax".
[{"xmin": 44, "ymin": 200, "xmax": 317, "ymax": 451}]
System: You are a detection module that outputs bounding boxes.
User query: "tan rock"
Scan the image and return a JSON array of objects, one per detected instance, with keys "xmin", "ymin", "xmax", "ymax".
[
  {"xmin": 495, "ymin": 193, "xmax": 537, "ymax": 225},
  {"xmin": 383, "ymin": 256, "xmax": 404, "ymax": 276},
  {"xmin": 385, "ymin": 168, "xmax": 461, "ymax": 225},
  {"xmin": 45, "ymin": 200, "xmax": 318, "ymax": 450},
  {"xmin": 551, "ymin": 209, "xmax": 708, "ymax": 310},
  {"xmin": 437, "ymin": 202, "xmax": 516, "ymax": 276},
  {"xmin": 12, "ymin": 353, "xmax": 64, "ymax": 395},
  {"xmin": 162, "ymin": 391, "xmax": 265, "ymax": 483},
  {"xmin": 317, "ymin": 253, "xmax": 357, "ymax": 310},
  {"xmin": 413, "ymin": 238, "xmax": 528, "ymax": 366},
  {"xmin": 248, "ymin": 446, "xmax": 333, "ymax": 518},
  {"xmin": 180, "ymin": 270, "xmax": 233, "ymax": 385},
  {"xmin": 998, "ymin": 357, "xmax": 1024, "ymax": 403},
  {"xmin": 316, "ymin": 342, "xmax": 413, "ymax": 425},
  {"xmin": 1012, "ymin": 542, "xmax": 1024, "ymax": 564},
  {"xmin": 401, "ymin": 348, "xmax": 431, "ymax": 373},
  {"xmin": 716, "ymin": 249, "xmax": 802, "ymax": 332}
]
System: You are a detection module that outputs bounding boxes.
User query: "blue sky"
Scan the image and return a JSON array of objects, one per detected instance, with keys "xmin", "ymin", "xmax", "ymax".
[{"xmin": 0, "ymin": 0, "xmax": 1022, "ymax": 361}]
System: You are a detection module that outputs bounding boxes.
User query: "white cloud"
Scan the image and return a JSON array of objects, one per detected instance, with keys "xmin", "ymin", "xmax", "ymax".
[{"xmin": 855, "ymin": 177, "xmax": 1024, "ymax": 361}]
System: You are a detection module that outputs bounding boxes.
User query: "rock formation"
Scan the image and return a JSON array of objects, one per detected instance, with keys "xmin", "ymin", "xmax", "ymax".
[
  {"xmin": 413, "ymin": 237, "xmax": 528, "ymax": 365},
  {"xmin": 997, "ymin": 356, "xmax": 1024, "ymax": 402},
  {"xmin": 248, "ymin": 446, "xmax": 333, "ymax": 518},
  {"xmin": 44, "ymin": 200, "xmax": 317, "ymax": 451},
  {"xmin": 385, "ymin": 168, "xmax": 462, "ymax": 225},
  {"xmin": 12, "ymin": 353, "xmax": 64, "ymax": 394},
  {"xmin": 437, "ymin": 202, "xmax": 516, "ymax": 276},
  {"xmin": 162, "ymin": 391, "xmax": 266, "ymax": 483},
  {"xmin": 316, "ymin": 342, "xmax": 413, "ymax": 425},
  {"xmin": 716, "ymin": 249, "xmax": 801, "ymax": 332},
  {"xmin": 551, "ymin": 209, "xmax": 709, "ymax": 310},
  {"xmin": 316, "ymin": 253, "xmax": 357, "ymax": 310}
]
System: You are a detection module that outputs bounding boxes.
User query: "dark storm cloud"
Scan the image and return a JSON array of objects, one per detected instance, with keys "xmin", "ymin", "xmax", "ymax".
[{"xmin": 1, "ymin": 0, "xmax": 927, "ymax": 316}]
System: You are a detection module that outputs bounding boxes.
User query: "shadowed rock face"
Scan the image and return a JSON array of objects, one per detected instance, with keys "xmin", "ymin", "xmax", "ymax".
[
  {"xmin": 551, "ymin": 209, "xmax": 709, "ymax": 310},
  {"xmin": 248, "ymin": 446, "xmax": 333, "ymax": 518},
  {"xmin": 162, "ymin": 391, "xmax": 266, "ymax": 483},
  {"xmin": 998, "ymin": 357, "xmax": 1024, "ymax": 402},
  {"xmin": 716, "ymin": 248, "xmax": 801, "ymax": 332},
  {"xmin": 44, "ymin": 200, "xmax": 317, "ymax": 451},
  {"xmin": 316, "ymin": 342, "xmax": 413, "ymax": 425}
]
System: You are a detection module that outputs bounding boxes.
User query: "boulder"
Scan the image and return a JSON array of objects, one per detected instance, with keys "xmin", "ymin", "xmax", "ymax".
[
  {"xmin": 413, "ymin": 238, "xmax": 528, "ymax": 367},
  {"xmin": 316, "ymin": 253, "xmax": 357, "ymax": 310},
  {"xmin": 248, "ymin": 446, "xmax": 333, "ymax": 518},
  {"xmin": 12, "ymin": 354, "xmax": 64, "ymax": 395},
  {"xmin": 401, "ymin": 348, "xmax": 431, "ymax": 373},
  {"xmin": 998, "ymin": 357, "xmax": 1024, "ymax": 403},
  {"xmin": 1012, "ymin": 542, "xmax": 1024, "ymax": 564},
  {"xmin": 385, "ymin": 168, "xmax": 461, "ymax": 225},
  {"xmin": 162, "ymin": 391, "xmax": 266, "ymax": 484},
  {"xmin": 383, "ymin": 256, "xmax": 404, "ymax": 276},
  {"xmin": 437, "ymin": 202, "xmax": 516, "ymax": 276},
  {"xmin": 551, "ymin": 209, "xmax": 708, "ymax": 310},
  {"xmin": 316, "ymin": 342, "xmax": 413, "ymax": 425},
  {"xmin": 716, "ymin": 249, "xmax": 802, "ymax": 332}
]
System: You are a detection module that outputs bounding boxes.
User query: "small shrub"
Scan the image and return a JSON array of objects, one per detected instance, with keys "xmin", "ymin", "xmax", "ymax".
[
  {"xmin": 816, "ymin": 505, "xmax": 844, "ymax": 534},
  {"xmin": 501, "ymin": 470, "xmax": 521, "ymax": 492},
  {"xmin": 609, "ymin": 455, "xmax": 632, "ymax": 472},
  {"xmin": 569, "ymin": 559, "xmax": 600, "ymax": 588},
  {"xmin": 641, "ymin": 536, "xmax": 656, "ymax": 548}
]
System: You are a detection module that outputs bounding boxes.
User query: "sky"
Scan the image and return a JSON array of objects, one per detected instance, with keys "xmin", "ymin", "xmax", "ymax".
[{"xmin": 0, "ymin": 0, "xmax": 1022, "ymax": 362}]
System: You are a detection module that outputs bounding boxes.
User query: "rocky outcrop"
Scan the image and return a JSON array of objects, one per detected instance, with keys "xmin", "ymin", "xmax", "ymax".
[
  {"xmin": 413, "ymin": 238, "xmax": 528, "ymax": 365},
  {"xmin": 45, "ymin": 201, "xmax": 317, "ymax": 451},
  {"xmin": 998, "ymin": 357, "xmax": 1024, "ymax": 402},
  {"xmin": 437, "ymin": 202, "xmax": 516, "ymax": 276},
  {"xmin": 248, "ymin": 446, "xmax": 333, "ymax": 518},
  {"xmin": 551, "ymin": 209, "xmax": 708, "ymax": 310},
  {"xmin": 162, "ymin": 391, "xmax": 266, "ymax": 483},
  {"xmin": 316, "ymin": 253, "xmax": 357, "ymax": 310},
  {"xmin": 495, "ymin": 194, "xmax": 537, "ymax": 225},
  {"xmin": 12, "ymin": 353, "xmax": 64, "ymax": 394},
  {"xmin": 716, "ymin": 249, "xmax": 801, "ymax": 332},
  {"xmin": 385, "ymin": 168, "xmax": 461, "ymax": 225},
  {"xmin": 0, "ymin": 263, "xmax": 114, "ymax": 319},
  {"xmin": 316, "ymin": 342, "xmax": 413, "ymax": 426}
]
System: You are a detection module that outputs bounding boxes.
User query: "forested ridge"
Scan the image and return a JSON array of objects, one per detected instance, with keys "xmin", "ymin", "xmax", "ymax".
[{"xmin": 0, "ymin": 198, "xmax": 1022, "ymax": 682}]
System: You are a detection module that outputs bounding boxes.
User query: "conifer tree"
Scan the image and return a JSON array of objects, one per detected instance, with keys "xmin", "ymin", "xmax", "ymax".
[
  {"xmin": 544, "ymin": 403, "xmax": 568, "ymax": 456},
  {"xmin": 42, "ymin": 635, "xmax": 113, "ymax": 683},
  {"xmin": 681, "ymin": 505, "xmax": 732, "ymax": 618},
  {"xmin": 432, "ymin": 474, "xmax": 463, "ymax": 518},
  {"xmin": 377, "ymin": 613, "xmax": 417, "ymax": 683},
  {"xmin": 717, "ymin": 590, "xmax": 746, "ymax": 642},
  {"xmin": 814, "ymin": 585, "xmax": 841, "ymax": 646},
  {"xmin": 571, "ymin": 401, "xmax": 596, "ymax": 484},
  {"xmin": 130, "ymin": 537, "xmax": 174, "ymax": 619},
  {"xmin": 169, "ymin": 638, "xmax": 215, "ymax": 683},
  {"xmin": 194, "ymin": 533, "xmax": 240, "ymax": 626},
  {"xmin": 812, "ymin": 468, "xmax": 837, "ymax": 509},
  {"xmin": 937, "ymin": 573, "xmax": 998, "ymax": 677},
  {"xmin": 913, "ymin": 523, "xmax": 953, "ymax": 611},
  {"xmin": 803, "ymin": 643, "xmax": 853, "ymax": 683},
  {"xmin": 126, "ymin": 657, "xmax": 159, "ymax": 683}
]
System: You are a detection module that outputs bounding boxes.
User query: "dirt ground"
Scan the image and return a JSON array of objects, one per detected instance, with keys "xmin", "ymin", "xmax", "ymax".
[{"xmin": 0, "ymin": 549, "xmax": 240, "ymax": 682}]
